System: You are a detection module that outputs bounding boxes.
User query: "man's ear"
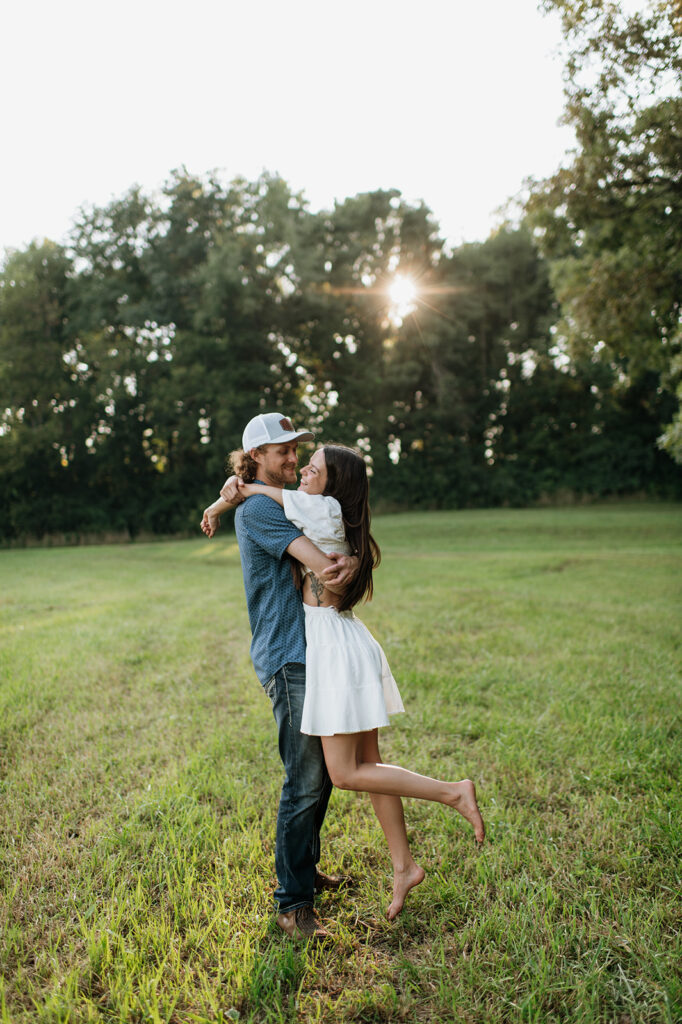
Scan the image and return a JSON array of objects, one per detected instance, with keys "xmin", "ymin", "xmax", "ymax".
[{"xmin": 246, "ymin": 444, "xmax": 262, "ymax": 468}]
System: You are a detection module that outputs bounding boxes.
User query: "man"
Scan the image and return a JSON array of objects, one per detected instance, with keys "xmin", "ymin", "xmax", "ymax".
[{"xmin": 202, "ymin": 412, "xmax": 356, "ymax": 940}]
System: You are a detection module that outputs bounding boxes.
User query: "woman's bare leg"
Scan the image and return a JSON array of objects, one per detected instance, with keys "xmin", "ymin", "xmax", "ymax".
[
  {"xmin": 360, "ymin": 731, "xmax": 425, "ymax": 919},
  {"xmin": 322, "ymin": 732, "xmax": 485, "ymax": 843}
]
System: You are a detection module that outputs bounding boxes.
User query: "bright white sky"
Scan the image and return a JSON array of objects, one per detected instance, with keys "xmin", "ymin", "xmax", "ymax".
[{"xmin": 0, "ymin": 0, "xmax": 577, "ymax": 255}]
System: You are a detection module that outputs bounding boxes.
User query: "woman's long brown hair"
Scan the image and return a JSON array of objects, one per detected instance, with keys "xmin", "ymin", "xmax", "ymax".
[{"xmin": 322, "ymin": 445, "xmax": 381, "ymax": 612}]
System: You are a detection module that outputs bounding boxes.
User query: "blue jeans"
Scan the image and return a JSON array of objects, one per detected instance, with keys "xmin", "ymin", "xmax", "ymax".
[{"xmin": 264, "ymin": 662, "xmax": 332, "ymax": 912}]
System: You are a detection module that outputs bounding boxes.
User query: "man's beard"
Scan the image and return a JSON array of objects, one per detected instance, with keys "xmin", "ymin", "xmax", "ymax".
[{"xmin": 264, "ymin": 467, "xmax": 296, "ymax": 488}]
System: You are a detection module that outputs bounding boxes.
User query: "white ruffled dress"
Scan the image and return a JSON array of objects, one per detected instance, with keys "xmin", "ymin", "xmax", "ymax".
[{"xmin": 282, "ymin": 490, "xmax": 405, "ymax": 736}]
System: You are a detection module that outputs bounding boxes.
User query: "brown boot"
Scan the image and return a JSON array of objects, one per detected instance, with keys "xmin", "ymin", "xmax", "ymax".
[
  {"xmin": 314, "ymin": 869, "xmax": 350, "ymax": 892},
  {"xmin": 277, "ymin": 904, "xmax": 329, "ymax": 941}
]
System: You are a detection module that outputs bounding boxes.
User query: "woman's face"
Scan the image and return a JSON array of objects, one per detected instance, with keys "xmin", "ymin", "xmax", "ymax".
[{"xmin": 299, "ymin": 448, "xmax": 328, "ymax": 495}]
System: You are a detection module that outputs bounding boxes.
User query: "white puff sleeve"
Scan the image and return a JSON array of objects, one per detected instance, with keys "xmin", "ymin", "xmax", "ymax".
[{"xmin": 282, "ymin": 490, "xmax": 350, "ymax": 556}]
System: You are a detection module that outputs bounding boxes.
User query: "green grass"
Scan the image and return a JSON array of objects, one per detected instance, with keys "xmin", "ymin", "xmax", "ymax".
[{"xmin": 1, "ymin": 503, "xmax": 680, "ymax": 1023}]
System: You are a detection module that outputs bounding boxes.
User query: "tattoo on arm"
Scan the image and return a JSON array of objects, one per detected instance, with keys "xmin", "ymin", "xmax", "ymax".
[{"xmin": 310, "ymin": 574, "xmax": 325, "ymax": 606}]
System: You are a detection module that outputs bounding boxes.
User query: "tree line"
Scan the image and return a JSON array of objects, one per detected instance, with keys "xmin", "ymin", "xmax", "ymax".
[{"xmin": 1, "ymin": 0, "xmax": 680, "ymax": 542}]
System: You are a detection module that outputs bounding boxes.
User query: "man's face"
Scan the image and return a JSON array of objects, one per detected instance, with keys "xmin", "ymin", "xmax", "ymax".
[{"xmin": 252, "ymin": 442, "xmax": 299, "ymax": 487}]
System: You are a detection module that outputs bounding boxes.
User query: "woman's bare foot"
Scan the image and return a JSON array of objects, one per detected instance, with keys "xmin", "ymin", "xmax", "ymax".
[
  {"xmin": 387, "ymin": 862, "xmax": 425, "ymax": 920},
  {"xmin": 448, "ymin": 779, "xmax": 485, "ymax": 843}
]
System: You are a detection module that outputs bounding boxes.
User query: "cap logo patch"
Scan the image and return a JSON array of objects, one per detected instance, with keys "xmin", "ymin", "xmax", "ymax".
[{"xmin": 279, "ymin": 418, "xmax": 294, "ymax": 431}]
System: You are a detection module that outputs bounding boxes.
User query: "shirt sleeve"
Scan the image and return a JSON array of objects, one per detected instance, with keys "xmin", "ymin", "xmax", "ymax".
[
  {"xmin": 282, "ymin": 491, "xmax": 348, "ymax": 554},
  {"xmin": 240, "ymin": 493, "xmax": 302, "ymax": 559}
]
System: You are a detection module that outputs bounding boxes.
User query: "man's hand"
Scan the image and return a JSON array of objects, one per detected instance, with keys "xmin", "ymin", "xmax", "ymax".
[
  {"xmin": 320, "ymin": 553, "xmax": 359, "ymax": 592},
  {"xmin": 220, "ymin": 475, "xmax": 244, "ymax": 507}
]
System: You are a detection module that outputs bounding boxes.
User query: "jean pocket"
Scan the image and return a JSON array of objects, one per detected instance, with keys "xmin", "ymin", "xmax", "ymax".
[{"xmin": 264, "ymin": 676, "xmax": 277, "ymax": 701}]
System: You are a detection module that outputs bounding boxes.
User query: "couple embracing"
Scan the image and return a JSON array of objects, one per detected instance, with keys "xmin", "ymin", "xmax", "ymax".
[{"xmin": 201, "ymin": 412, "xmax": 484, "ymax": 941}]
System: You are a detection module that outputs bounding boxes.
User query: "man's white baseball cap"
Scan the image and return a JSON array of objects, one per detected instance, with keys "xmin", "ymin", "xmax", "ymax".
[{"xmin": 242, "ymin": 412, "xmax": 314, "ymax": 451}]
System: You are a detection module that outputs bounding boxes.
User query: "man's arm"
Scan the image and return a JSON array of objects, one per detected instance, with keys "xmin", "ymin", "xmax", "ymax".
[
  {"xmin": 286, "ymin": 536, "xmax": 333, "ymax": 576},
  {"xmin": 239, "ymin": 485, "xmax": 357, "ymax": 588},
  {"xmin": 286, "ymin": 537, "xmax": 358, "ymax": 591}
]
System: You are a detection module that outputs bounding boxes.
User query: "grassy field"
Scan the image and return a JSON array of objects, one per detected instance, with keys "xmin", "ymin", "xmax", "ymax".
[{"xmin": 1, "ymin": 504, "xmax": 680, "ymax": 1024}]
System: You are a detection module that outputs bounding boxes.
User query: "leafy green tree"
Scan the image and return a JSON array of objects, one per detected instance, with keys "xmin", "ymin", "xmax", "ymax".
[
  {"xmin": 3, "ymin": 155, "xmax": 680, "ymax": 542},
  {"xmin": 374, "ymin": 227, "xmax": 557, "ymax": 506},
  {"xmin": 285, "ymin": 190, "xmax": 442, "ymax": 458},
  {"xmin": 0, "ymin": 242, "xmax": 95, "ymax": 537},
  {"xmin": 67, "ymin": 188, "xmax": 178, "ymax": 534},
  {"xmin": 493, "ymin": 356, "xmax": 679, "ymax": 502},
  {"xmin": 527, "ymin": 0, "xmax": 682, "ymax": 463}
]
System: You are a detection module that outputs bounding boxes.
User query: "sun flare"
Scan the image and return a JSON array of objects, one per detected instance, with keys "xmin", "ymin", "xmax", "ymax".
[
  {"xmin": 387, "ymin": 274, "xmax": 418, "ymax": 324},
  {"xmin": 388, "ymin": 275, "xmax": 417, "ymax": 308}
]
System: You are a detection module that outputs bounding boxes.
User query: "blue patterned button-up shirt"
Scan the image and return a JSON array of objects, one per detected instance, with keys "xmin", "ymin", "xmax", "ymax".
[{"xmin": 234, "ymin": 487, "xmax": 305, "ymax": 685}]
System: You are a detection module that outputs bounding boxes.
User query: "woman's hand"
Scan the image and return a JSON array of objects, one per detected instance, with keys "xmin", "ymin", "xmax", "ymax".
[
  {"xmin": 236, "ymin": 478, "xmax": 256, "ymax": 498},
  {"xmin": 220, "ymin": 475, "xmax": 245, "ymax": 506},
  {"xmin": 201, "ymin": 502, "xmax": 223, "ymax": 538}
]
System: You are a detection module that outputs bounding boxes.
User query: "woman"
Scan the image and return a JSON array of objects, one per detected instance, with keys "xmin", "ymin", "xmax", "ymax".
[{"xmin": 205, "ymin": 445, "xmax": 484, "ymax": 918}]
